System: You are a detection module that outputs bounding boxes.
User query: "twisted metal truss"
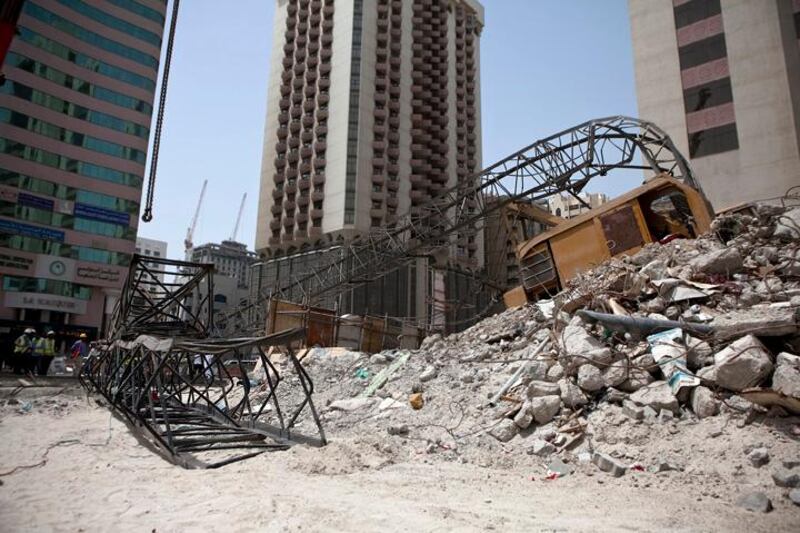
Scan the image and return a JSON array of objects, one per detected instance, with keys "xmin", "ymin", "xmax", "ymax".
[
  {"xmin": 84, "ymin": 257, "xmax": 326, "ymax": 468},
  {"xmin": 225, "ymin": 116, "xmax": 694, "ymax": 332}
]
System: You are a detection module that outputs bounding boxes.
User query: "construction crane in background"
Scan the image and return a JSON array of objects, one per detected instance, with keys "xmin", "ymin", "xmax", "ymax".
[
  {"xmin": 230, "ymin": 193, "xmax": 247, "ymax": 242},
  {"xmin": 184, "ymin": 179, "xmax": 207, "ymax": 260}
]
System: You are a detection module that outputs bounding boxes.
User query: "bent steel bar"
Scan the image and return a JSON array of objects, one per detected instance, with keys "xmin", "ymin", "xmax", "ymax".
[{"xmin": 83, "ymin": 328, "xmax": 326, "ymax": 469}]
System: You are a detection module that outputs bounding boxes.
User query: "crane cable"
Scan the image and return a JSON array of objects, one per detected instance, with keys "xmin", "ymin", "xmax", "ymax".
[{"xmin": 142, "ymin": 0, "xmax": 180, "ymax": 222}]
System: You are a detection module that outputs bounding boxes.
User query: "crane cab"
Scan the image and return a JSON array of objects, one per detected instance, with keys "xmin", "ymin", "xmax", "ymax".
[{"xmin": 506, "ymin": 175, "xmax": 714, "ymax": 306}]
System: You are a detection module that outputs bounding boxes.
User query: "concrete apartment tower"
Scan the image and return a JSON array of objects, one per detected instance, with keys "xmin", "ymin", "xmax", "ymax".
[
  {"xmin": 629, "ymin": 0, "xmax": 800, "ymax": 211},
  {"xmin": 0, "ymin": 0, "xmax": 166, "ymax": 340},
  {"xmin": 256, "ymin": 0, "xmax": 484, "ymax": 265}
]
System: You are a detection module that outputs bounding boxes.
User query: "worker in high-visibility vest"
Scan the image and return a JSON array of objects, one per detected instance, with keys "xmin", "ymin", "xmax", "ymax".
[
  {"xmin": 36, "ymin": 330, "xmax": 57, "ymax": 376},
  {"xmin": 13, "ymin": 328, "xmax": 35, "ymax": 375}
]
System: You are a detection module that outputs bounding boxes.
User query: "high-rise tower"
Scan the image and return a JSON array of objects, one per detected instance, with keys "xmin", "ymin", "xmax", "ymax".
[{"xmin": 256, "ymin": 0, "xmax": 484, "ymax": 265}]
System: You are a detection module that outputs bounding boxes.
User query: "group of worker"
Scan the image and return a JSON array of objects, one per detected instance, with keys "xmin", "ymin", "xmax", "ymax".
[{"xmin": 7, "ymin": 329, "xmax": 89, "ymax": 377}]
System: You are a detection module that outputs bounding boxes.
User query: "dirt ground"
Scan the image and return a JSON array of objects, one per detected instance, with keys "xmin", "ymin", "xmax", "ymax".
[{"xmin": 0, "ymin": 383, "xmax": 797, "ymax": 533}]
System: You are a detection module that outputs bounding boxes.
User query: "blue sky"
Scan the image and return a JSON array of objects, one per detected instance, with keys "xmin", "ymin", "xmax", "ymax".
[{"xmin": 141, "ymin": 0, "xmax": 638, "ymax": 258}]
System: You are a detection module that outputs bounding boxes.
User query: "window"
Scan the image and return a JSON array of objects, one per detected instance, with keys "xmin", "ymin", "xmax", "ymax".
[
  {"xmin": 106, "ymin": 0, "xmax": 165, "ymax": 24},
  {"xmin": 16, "ymin": 27, "xmax": 155, "ymax": 91},
  {"xmin": 3, "ymin": 275, "xmax": 92, "ymax": 300},
  {"xmin": 1, "ymin": 108, "xmax": 146, "ymax": 164},
  {"xmin": 0, "ymin": 138, "xmax": 142, "ymax": 188},
  {"xmin": 5, "ymin": 53, "xmax": 153, "ymax": 114},
  {"xmin": 23, "ymin": 3, "xmax": 159, "ymax": 68},
  {"xmin": 56, "ymin": 0, "xmax": 162, "ymax": 46}
]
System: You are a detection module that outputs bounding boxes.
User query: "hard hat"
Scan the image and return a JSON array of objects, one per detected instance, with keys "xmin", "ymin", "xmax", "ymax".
[
  {"xmin": 47, "ymin": 330, "xmax": 55, "ymax": 336},
  {"xmin": 24, "ymin": 327, "xmax": 35, "ymax": 334},
  {"xmin": 79, "ymin": 333, "xmax": 88, "ymax": 339}
]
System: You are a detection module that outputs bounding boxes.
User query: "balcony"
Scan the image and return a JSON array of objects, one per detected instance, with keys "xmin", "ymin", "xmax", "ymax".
[
  {"xmin": 312, "ymin": 174, "xmax": 326, "ymax": 185},
  {"xmin": 310, "ymin": 208, "xmax": 324, "ymax": 218}
]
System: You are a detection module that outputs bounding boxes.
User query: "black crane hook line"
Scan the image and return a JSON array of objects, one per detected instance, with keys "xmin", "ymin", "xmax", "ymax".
[{"xmin": 142, "ymin": 0, "xmax": 180, "ymax": 222}]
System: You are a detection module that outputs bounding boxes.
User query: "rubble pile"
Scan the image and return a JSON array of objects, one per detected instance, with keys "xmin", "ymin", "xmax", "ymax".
[{"xmin": 289, "ymin": 205, "xmax": 800, "ymax": 513}]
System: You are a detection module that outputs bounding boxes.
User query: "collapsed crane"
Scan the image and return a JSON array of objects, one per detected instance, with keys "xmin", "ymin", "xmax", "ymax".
[{"xmin": 224, "ymin": 116, "xmax": 699, "ymax": 334}]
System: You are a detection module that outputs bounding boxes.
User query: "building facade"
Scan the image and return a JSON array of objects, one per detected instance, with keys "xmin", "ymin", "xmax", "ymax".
[
  {"xmin": 135, "ymin": 235, "xmax": 167, "ymax": 295},
  {"xmin": 630, "ymin": 0, "xmax": 800, "ymax": 211},
  {"xmin": 548, "ymin": 192, "xmax": 609, "ymax": 219},
  {"xmin": 190, "ymin": 240, "xmax": 258, "ymax": 314},
  {"xmin": 256, "ymin": 0, "xmax": 484, "ymax": 262},
  {"xmin": 0, "ymin": 0, "xmax": 166, "ymax": 340}
]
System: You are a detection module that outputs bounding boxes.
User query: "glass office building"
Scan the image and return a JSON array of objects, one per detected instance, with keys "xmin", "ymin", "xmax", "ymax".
[{"xmin": 0, "ymin": 0, "xmax": 166, "ymax": 341}]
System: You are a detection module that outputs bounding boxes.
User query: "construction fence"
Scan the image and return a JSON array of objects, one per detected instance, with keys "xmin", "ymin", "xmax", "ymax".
[{"xmin": 265, "ymin": 298, "xmax": 422, "ymax": 353}]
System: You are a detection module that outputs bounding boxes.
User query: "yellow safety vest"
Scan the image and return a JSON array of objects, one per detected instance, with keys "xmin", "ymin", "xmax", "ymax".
[
  {"xmin": 36, "ymin": 337, "xmax": 56, "ymax": 357},
  {"xmin": 14, "ymin": 335, "xmax": 32, "ymax": 355}
]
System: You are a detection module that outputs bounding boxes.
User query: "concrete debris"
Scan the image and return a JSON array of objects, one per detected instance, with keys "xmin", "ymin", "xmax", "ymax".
[
  {"xmin": 713, "ymin": 335, "xmax": 774, "ymax": 392},
  {"xmin": 527, "ymin": 380, "xmax": 560, "ymax": 398},
  {"xmin": 530, "ymin": 395, "xmax": 562, "ymax": 424},
  {"xmin": 773, "ymin": 207, "xmax": 800, "ymax": 240},
  {"xmin": 735, "ymin": 492, "xmax": 773, "ymax": 513},
  {"xmin": 592, "ymin": 451, "xmax": 627, "ymax": 477},
  {"xmin": 772, "ymin": 467, "xmax": 800, "ymax": 488},
  {"xmin": 747, "ymin": 447, "xmax": 770, "ymax": 468},
  {"xmin": 490, "ymin": 418, "xmax": 519, "ymax": 443},
  {"xmin": 528, "ymin": 439, "xmax": 556, "ymax": 457},
  {"xmin": 293, "ymin": 204, "xmax": 800, "ymax": 520},
  {"xmin": 690, "ymin": 386, "xmax": 720, "ymax": 419},
  {"xmin": 559, "ymin": 379, "xmax": 588, "ymax": 409},
  {"xmin": 689, "ymin": 247, "xmax": 743, "ymax": 276},
  {"xmin": 629, "ymin": 382, "xmax": 680, "ymax": 415},
  {"xmin": 772, "ymin": 352, "xmax": 800, "ymax": 399},
  {"xmin": 577, "ymin": 364, "xmax": 604, "ymax": 392},
  {"xmin": 789, "ymin": 488, "xmax": 800, "ymax": 506}
]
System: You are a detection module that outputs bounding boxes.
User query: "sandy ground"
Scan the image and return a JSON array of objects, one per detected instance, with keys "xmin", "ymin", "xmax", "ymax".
[{"xmin": 0, "ymin": 383, "xmax": 797, "ymax": 532}]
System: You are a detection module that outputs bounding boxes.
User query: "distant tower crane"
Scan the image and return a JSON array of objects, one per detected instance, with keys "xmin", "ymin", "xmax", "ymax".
[
  {"xmin": 184, "ymin": 179, "xmax": 207, "ymax": 260},
  {"xmin": 230, "ymin": 193, "xmax": 247, "ymax": 242}
]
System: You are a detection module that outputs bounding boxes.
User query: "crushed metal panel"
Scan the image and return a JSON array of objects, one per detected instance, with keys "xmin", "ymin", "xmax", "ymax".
[{"xmin": 600, "ymin": 205, "xmax": 646, "ymax": 256}]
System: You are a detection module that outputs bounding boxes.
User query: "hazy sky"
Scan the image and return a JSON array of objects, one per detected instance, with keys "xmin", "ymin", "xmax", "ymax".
[{"xmin": 141, "ymin": 0, "xmax": 638, "ymax": 259}]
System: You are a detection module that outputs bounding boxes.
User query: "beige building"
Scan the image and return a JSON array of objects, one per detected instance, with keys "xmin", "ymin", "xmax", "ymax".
[
  {"xmin": 256, "ymin": 0, "xmax": 484, "ymax": 264},
  {"xmin": 548, "ymin": 192, "xmax": 609, "ymax": 220},
  {"xmin": 629, "ymin": 0, "xmax": 800, "ymax": 212}
]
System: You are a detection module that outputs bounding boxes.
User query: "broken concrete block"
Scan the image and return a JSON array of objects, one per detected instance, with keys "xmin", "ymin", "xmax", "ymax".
[
  {"xmin": 530, "ymin": 395, "xmax": 562, "ymax": 424},
  {"xmin": 513, "ymin": 401, "xmax": 534, "ymax": 429},
  {"xmin": 690, "ymin": 386, "xmax": 720, "ymax": 419},
  {"xmin": 528, "ymin": 439, "xmax": 556, "ymax": 457},
  {"xmin": 546, "ymin": 363, "xmax": 564, "ymax": 382},
  {"xmin": 622, "ymin": 399, "xmax": 644, "ymax": 420},
  {"xmin": 546, "ymin": 457, "xmax": 573, "ymax": 477},
  {"xmin": 561, "ymin": 324, "xmax": 614, "ymax": 368},
  {"xmin": 712, "ymin": 307, "xmax": 799, "ymax": 341},
  {"xmin": 639, "ymin": 259, "xmax": 668, "ymax": 280},
  {"xmin": 714, "ymin": 335, "xmax": 774, "ymax": 392},
  {"xmin": 490, "ymin": 418, "xmax": 519, "ymax": 442},
  {"xmin": 689, "ymin": 247, "xmax": 743, "ymax": 276},
  {"xmin": 773, "ymin": 352, "xmax": 800, "ymax": 399},
  {"xmin": 419, "ymin": 365, "xmax": 438, "ymax": 382},
  {"xmin": 629, "ymin": 381, "xmax": 680, "ymax": 414},
  {"xmin": 789, "ymin": 488, "xmax": 800, "ymax": 506},
  {"xmin": 774, "ymin": 207, "xmax": 800, "ymax": 240},
  {"xmin": 606, "ymin": 388, "xmax": 627, "ymax": 403},
  {"xmin": 592, "ymin": 452, "xmax": 627, "ymax": 477},
  {"xmin": 735, "ymin": 492, "xmax": 772, "ymax": 513},
  {"xmin": 772, "ymin": 467, "xmax": 800, "ymax": 488},
  {"xmin": 526, "ymin": 360, "xmax": 550, "ymax": 381},
  {"xmin": 685, "ymin": 336, "xmax": 713, "ymax": 370},
  {"xmin": 577, "ymin": 364, "xmax": 604, "ymax": 392},
  {"xmin": 747, "ymin": 447, "xmax": 770, "ymax": 468},
  {"xmin": 527, "ymin": 380, "xmax": 561, "ymax": 398},
  {"xmin": 603, "ymin": 359, "xmax": 629, "ymax": 388},
  {"xmin": 329, "ymin": 398, "xmax": 376, "ymax": 412},
  {"xmin": 370, "ymin": 353, "xmax": 388, "ymax": 364},
  {"xmin": 559, "ymin": 379, "xmax": 588, "ymax": 408}
]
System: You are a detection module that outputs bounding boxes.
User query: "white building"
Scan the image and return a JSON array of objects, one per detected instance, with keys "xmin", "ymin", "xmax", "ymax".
[
  {"xmin": 135, "ymin": 237, "xmax": 168, "ymax": 296},
  {"xmin": 548, "ymin": 192, "xmax": 609, "ymax": 219}
]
